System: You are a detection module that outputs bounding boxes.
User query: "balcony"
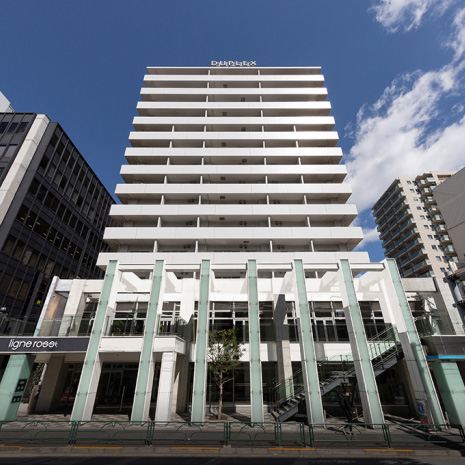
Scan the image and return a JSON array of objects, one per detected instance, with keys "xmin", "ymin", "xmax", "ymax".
[
  {"xmin": 412, "ymin": 258, "xmax": 431, "ymax": 273},
  {"xmin": 439, "ymin": 235, "xmax": 451, "ymax": 244},
  {"xmin": 443, "ymin": 245, "xmax": 456, "ymax": 255},
  {"xmin": 431, "ymin": 214, "xmax": 444, "ymax": 224},
  {"xmin": 435, "ymin": 224, "xmax": 448, "ymax": 233},
  {"xmin": 417, "ymin": 177, "xmax": 435, "ymax": 187},
  {"xmin": 427, "ymin": 205, "xmax": 440, "ymax": 215},
  {"xmin": 399, "ymin": 247, "xmax": 426, "ymax": 267}
]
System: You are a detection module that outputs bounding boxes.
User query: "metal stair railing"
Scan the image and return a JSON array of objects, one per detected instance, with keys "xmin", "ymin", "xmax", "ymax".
[{"xmin": 270, "ymin": 325, "xmax": 402, "ymax": 419}]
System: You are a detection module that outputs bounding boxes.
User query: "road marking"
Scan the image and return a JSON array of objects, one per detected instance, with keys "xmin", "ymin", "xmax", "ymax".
[
  {"xmin": 269, "ymin": 447, "xmax": 315, "ymax": 451},
  {"xmin": 364, "ymin": 449, "xmax": 414, "ymax": 452},
  {"xmin": 73, "ymin": 446, "xmax": 123, "ymax": 449},
  {"xmin": 0, "ymin": 445, "xmax": 24, "ymax": 449},
  {"xmin": 171, "ymin": 447, "xmax": 221, "ymax": 450}
]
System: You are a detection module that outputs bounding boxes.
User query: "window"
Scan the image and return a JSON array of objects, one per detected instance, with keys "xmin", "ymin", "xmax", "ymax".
[
  {"xmin": 410, "ymin": 189, "xmax": 415, "ymax": 193},
  {"xmin": 407, "ymin": 181, "xmax": 412, "ymax": 184},
  {"xmin": 6, "ymin": 123, "xmax": 18, "ymax": 134},
  {"xmin": 0, "ymin": 122, "xmax": 8, "ymax": 134},
  {"xmin": 3, "ymin": 145, "xmax": 17, "ymax": 159},
  {"xmin": 0, "ymin": 145, "xmax": 6, "ymax": 157},
  {"xmin": 432, "ymin": 245, "xmax": 437, "ymax": 250},
  {"xmin": 424, "ymin": 225, "xmax": 429, "ymax": 229},
  {"xmin": 414, "ymin": 198, "xmax": 419, "ymax": 201},
  {"xmin": 436, "ymin": 256, "xmax": 442, "ymax": 262},
  {"xmin": 417, "ymin": 206, "xmax": 422, "ymax": 210},
  {"xmin": 420, "ymin": 215, "xmax": 425, "ymax": 219},
  {"xmin": 427, "ymin": 235, "xmax": 433, "ymax": 239},
  {"xmin": 17, "ymin": 122, "xmax": 28, "ymax": 134},
  {"xmin": 440, "ymin": 268, "xmax": 446, "ymax": 272}
]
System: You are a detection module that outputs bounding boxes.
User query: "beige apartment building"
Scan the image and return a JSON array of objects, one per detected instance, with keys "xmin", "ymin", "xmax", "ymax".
[{"xmin": 373, "ymin": 172, "xmax": 459, "ymax": 278}]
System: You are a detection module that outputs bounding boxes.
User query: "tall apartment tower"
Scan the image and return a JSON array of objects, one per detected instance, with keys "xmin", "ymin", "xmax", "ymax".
[
  {"xmin": 373, "ymin": 171, "xmax": 459, "ymax": 278},
  {"xmin": 10, "ymin": 66, "xmax": 465, "ymax": 431},
  {"xmin": 100, "ymin": 65, "xmax": 365, "ymax": 266}
]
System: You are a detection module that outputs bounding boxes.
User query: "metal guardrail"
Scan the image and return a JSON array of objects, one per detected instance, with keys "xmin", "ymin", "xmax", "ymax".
[{"xmin": 0, "ymin": 420, "xmax": 462, "ymax": 448}]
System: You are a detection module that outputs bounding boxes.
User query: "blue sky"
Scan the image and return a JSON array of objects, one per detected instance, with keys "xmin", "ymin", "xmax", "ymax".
[{"xmin": 2, "ymin": 0, "xmax": 465, "ymax": 262}]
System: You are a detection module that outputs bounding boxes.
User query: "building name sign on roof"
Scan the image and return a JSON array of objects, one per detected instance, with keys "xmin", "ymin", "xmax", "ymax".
[{"xmin": 211, "ymin": 61, "xmax": 257, "ymax": 67}]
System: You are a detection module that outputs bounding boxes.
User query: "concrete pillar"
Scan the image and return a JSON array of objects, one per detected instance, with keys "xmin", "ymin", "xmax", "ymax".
[
  {"xmin": 191, "ymin": 260, "xmax": 211, "ymax": 423},
  {"xmin": 174, "ymin": 354, "xmax": 190, "ymax": 414},
  {"xmin": 35, "ymin": 355, "xmax": 67, "ymax": 413},
  {"xmin": 155, "ymin": 352, "xmax": 178, "ymax": 422},
  {"xmin": 0, "ymin": 355, "xmax": 35, "ymax": 420},
  {"xmin": 248, "ymin": 259, "xmax": 264, "ymax": 423},
  {"xmin": 293, "ymin": 259, "xmax": 324, "ymax": 424},
  {"xmin": 131, "ymin": 261, "xmax": 164, "ymax": 422},
  {"xmin": 273, "ymin": 294, "xmax": 293, "ymax": 386},
  {"xmin": 432, "ymin": 361, "xmax": 465, "ymax": 427},
  {"xmin": 71, "ymin": 260, "xmax": 118, "ymax": 421},
  {"xmin": 339, "ymin": 259, "xmax": 384, "ymax": 425},
  {"xmin": 381, "ymin": 259, "xmax": 445, "ymax": 425}
]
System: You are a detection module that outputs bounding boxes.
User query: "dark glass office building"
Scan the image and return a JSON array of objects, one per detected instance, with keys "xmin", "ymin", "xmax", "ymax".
[{"xmin": 0, "ymin": 112, "xmax": 114, "ymax": 333}]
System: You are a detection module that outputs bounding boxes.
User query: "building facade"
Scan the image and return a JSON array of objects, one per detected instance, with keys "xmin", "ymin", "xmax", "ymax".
[
  {"xmin": 0, "ymin": 67, "xmax": 464, "ymax": 428},
  {"xmin": 373, "ymin": 172, "xmax": 459, "ymax": 279},
  {"xmin": 0, "ymin": 112, "xmax": 114, "ymax": 334}
]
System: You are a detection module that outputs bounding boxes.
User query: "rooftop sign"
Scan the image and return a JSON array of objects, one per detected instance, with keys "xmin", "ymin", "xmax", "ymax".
[{"xmin": 211, "ymin": 61, "xmax": 257, "ymax": 67}]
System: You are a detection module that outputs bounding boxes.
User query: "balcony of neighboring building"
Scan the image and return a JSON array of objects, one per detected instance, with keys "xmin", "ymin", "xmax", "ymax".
[
  {"xmin": 434, "ymin": 224, "xmax": 448, "ymax": 233},
  {"xmin": 443, "ymin": 244, "xmax": 457, "ymax": 255},
  {"xmin": 416, "ymin": 177, "xmax": 435, "ymax": 187},
  {"xmin": 402, "ymin": 258, "xmax": 431, "ymax": 277},
  {"xmin": 439, "ymin": 234, "xmax": 452, "ymax": 245},
  {"xmin": 398, "ymin": 247, "xmax": 427, "ymax": 268},
  {"xmin": 392, "ymin": 237, "xmax": 423, "ymax": 260},
  {"xmin": 423, "ymin": 195, "xmax": 435, "ymax": 204},
  {"xmin": 379, "ymin": 216, "xmax": 416, "ymax": 242},
  {"xmin": 427, "ymin": 204, "xmax": 440, "ymax": 215},
  {"xmin": 431, "ymin": 214, "xmax": 444, "ymax": 224},
  {"xmin": 372, "ymin": 181, "xmax": 402, "ymax": 215},
  {"xmin": 384, "ymin": 226, "xmax": 420, "ymax": 254}
]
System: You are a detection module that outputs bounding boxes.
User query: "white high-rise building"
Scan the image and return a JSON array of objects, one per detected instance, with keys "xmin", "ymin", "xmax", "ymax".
[
  {"xmin": 2, "ymin": 66, "xmax": 464, "ymax": 431},
  {"xmin": 99, "ymin": 65, "xmax": 365, "ymax": 267}
]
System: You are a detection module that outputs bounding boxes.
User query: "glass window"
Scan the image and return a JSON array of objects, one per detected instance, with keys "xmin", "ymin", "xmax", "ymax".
[
  {"xmin": 17, "ymin": 282, "xmax": 29, "ymax": 300},
  {"xmin": 417, "ymin": 206, "xmax": 422, "ymax": 210},
  {"xmin": 424, "ymin": 225, "xmax": 429, "ymax": 229},
  {"xmin": 8, "ymin": 279, "xmax": 21, "ymax": 298},
  {"xmin": 0, "ymin": 122, "xmax": 8, "ymax": 134},
  {"xmin": 2, "ymin": 236, "xmax": 15, "ymax": 255},
  {"xmin": 432, "ymin": 245, "xmax": 437, "ymax": 250},
  {"xmin": 436, "ymin": 256, "xmax": 442, "ymax": 261},
  {"xmin": 0, "ymin": 145, "xmax": 6, "ymax": 157},
  {"xmin": 16, "ymin": 122, "xmax": 29, "ymax": 134},
  {"xmin": 6, "ymin": 123, "xmax": 18, "ymax": 134},
  {"xmin": 440, "ymin": 268, "xmax": 446, "ymax": 272}
]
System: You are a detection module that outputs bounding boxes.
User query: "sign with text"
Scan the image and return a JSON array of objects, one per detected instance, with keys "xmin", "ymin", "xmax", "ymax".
[
  {"xmin": 0, "ymin": 337, "xmax": 90, "ymax": 353},
  {"xmin": 211, "ymin": 61, "xmax": 257, "ymax": 67}
]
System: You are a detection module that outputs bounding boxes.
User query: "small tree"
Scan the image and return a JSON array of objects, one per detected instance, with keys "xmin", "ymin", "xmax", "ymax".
[{"xmin": 208, "ymin": 328, "xmax": 244, "ymax": 419}]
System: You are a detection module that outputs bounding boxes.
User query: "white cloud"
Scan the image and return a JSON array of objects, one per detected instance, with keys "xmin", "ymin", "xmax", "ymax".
[
  {"xmin": 347, "ymin": 6, "xmax": 465, "ymax": 214},
  {"xmin": 371, "ymin": 0, "xmax": 455, "ymax": 33},
  {"xmin": 354, "ymin": 226, "xmax": 380, "ymax": 251}
]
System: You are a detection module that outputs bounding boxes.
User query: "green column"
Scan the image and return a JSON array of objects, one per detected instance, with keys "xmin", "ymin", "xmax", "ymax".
[
  {"xmin": 0, "ymin": 355, "xmax": 35, "ymax": 421},
  {"xmin": 340, "ymin": 259, "xmax": 384, "ymax": 425},
  {"xmin": 432, "ymin": 361, "xmax": 465, "ymax": 427},
  {"xmin": 132, "ymin": 260, "xmax": 164, "ymax": 422},
  {"xmin": 386, "ymin": 259, "xmax": 445, "ymax": 424},
  {"xmin": 294, "ymin": 260, "xmax": 324, "ymax": 423},
  {"xmin": 71, "ymin": 260, "xmax": 117, "ymax": 421},
  {"xmin": 248, "ymin": 259, "xmax": 263, "ymax": 423},
  {"xmin": 191, "ymin": 260, "xmax": 210, "ymax": 423}
]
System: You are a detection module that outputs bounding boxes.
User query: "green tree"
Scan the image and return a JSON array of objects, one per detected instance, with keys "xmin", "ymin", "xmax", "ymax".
[{"xmin": 208, "ymin": 328, "xmax": 244, "ymax": 419}]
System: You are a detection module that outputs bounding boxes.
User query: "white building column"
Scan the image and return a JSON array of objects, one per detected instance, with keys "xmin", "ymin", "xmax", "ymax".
[{"xmin": 155, "ymin": 351, "xmax": 177, "ymax": 422}]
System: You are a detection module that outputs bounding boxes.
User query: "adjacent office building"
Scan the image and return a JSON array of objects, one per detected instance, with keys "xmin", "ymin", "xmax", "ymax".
[
  {"xmin": 373, "ymin": 172, "xmax": 459, "ymax": 278},
  {"xmin": 0, "ymin": 110, "xmax": 114, "ymax": 334},
  {"xmin": 1, "ymin": 66, "xmax": 464, "ymax": 428}
]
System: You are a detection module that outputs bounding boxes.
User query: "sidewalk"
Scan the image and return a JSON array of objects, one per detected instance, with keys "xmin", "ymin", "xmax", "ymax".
[{"xmin": 0, "ymin": 413, "xmax": 462, "ymax": 458}]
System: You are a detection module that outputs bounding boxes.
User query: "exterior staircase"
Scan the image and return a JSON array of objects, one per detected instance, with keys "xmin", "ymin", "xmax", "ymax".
[{"xmin": 269, "ymin": 326, "xmax": 402, "ymax": 422}]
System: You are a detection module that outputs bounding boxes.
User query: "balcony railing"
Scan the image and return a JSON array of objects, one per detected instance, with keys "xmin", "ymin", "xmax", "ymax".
[{"xmin": 157, "ymin": 317, "xmax": 189, "ymax": 340}]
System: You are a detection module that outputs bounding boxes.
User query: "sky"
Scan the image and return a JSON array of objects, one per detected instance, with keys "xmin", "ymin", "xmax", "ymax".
[{"xmin": 1, "ymin": 0, "xmax": 465, "ymax": 262}]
